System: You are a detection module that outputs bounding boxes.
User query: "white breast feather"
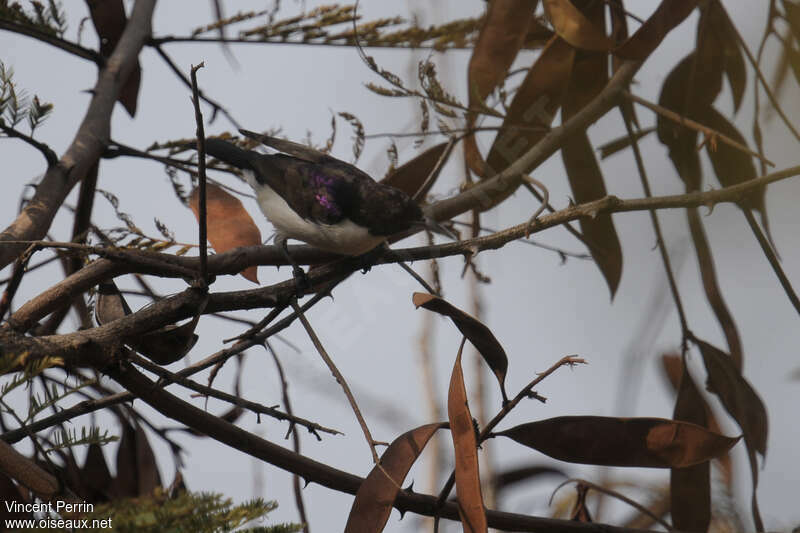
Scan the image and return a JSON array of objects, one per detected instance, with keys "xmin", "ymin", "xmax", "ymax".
[{"xmin": 243, "ymin": 170, "xmax": 384, "ymax": 255}]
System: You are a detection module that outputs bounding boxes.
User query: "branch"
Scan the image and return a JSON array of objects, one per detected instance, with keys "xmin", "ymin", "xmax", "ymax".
[
  {"xmin": 6, "ymin": 161, "xmax": 800, "ymax": 334},
  {"xmin": 0, "ymin": 121, "xmax": 58, "ymax": 166},
  {"xmin": 130, "ymin": 352, "xmax": 341, "ymax": 438},
  {"xmin": 430, "ymin": 60, "xmax": 642, "ymax": 220},
  {"xmin": 0, "ymin": 19, "xmax": 103, "ymax": 64},
  {"xmin": 152, "ymin": 44, "xmax": 241, "ymax": 128},
  {"xmin": 190, "ymin": 62, "xmax": 209, "ymax": 286},
  {"xmin": 2, "ymin": 288, "xmax": 334, "ymax": 445},
  {"xmin": 624, "ymin": 91, "xmax": 774, "ymax": 167},
  {"xmin": 0, "ymin": 0, "xmax": 156, "ymax": 269},
  {"xmin": 290, "ymin": 299, "xmax": 383, "ymax": 463},
  {"xmin": 100, "ymin": 354, "xmax": 676, "ymax": 533}
]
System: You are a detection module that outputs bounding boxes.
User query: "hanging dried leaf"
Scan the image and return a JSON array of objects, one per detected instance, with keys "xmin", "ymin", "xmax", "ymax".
[
  {"xmin": 695, "ymin": 339, "xmax": 767, "ymax": 456},
  {"xmin": 465, "ymin": 0, "xmax": 538, "ymax": 173},
  {"xmin": 448, "ymin": 341, "xmax": 488, "ymax": 533},
  {"xmin": 112, "ymin": 421, "xmax": 162, "ymax": 498},
  {"xmin": 671, "ymin": 360, "xmax": 711, "ymax": 532},
  {"xmin": 543, "ymin": 0, "xmax": 612, "ymax": 51},
  {"xmin": 96, "ymin": 281, "xmax": 199, "ymax": 364},
  {"xmin": 344, "ymin": 423, "xmax": 445, "ymax": 532},
  {"xmin": 615, "ymin": 0, "xmax": 700, "ymax": 60},
  {"xmin": 561, "ymin": 4, "xmax": 622, "ymax": 298},
  {"xmin": 696, "ymin": 338, "xmax": 767, "ymax": 531},
  {"xmin": 701, "ymin": 106, "xmax": 772, "ymax": 244},
  {"xmin": 656, "ymin": 53, "xmax": 745, "ymax": 368},
  {"xmin": 380, "ymin": 142, "xmax": 450, "ymax": 199},
  {"xmin": 95, "ymin": 281, "xmax": 133, "ymax": 325},
  {"xmin": 497, "ymin": 416, "xmax": 740, "ymax": 468},
  {"xmin": 413, "ymin": 293, "xmax": 509, "ymax": 403},
  {"xmin": 129, "ymin": 319, "xmax": 199, "ymax": 365},
  {"xmin": 481, "ymin": 36, "xmax": 574, "ymax": 204},
  {"xmin": 85, "ymin": 0, "xmax": 141, "ymax": 116},
  {"xmin": 189, "ymin": 184, "xmax": 260, "ymax": 283},
  {"xmin": 82, "ymin": 442, "xmax": 113, "ymax": 502}
]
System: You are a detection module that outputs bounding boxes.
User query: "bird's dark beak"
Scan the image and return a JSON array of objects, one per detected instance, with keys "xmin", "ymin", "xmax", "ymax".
[{"xmin": 413, "ymin": 215, "xmax": 458, "ymax": 241}]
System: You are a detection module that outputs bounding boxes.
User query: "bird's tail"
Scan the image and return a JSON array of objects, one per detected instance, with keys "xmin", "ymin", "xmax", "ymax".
[{"xmin": 201, "ymin": 138, "xmax": 256, "ymax": 170}]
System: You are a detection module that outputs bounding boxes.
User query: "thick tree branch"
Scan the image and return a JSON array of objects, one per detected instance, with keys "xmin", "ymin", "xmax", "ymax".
[
  {"xmin": 5, "ymin": 161, "xmax": 800, "ymax": 335},
  {"xmin": 0, "ymin": 0, "xmax": 156, "ymax": 269},
  {"xmin": 101, "ymin": 356, "xmax": 673, "ymax": 533}
]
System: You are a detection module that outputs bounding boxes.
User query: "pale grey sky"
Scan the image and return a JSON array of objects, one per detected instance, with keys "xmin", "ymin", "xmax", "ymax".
[{"xmin": 2, "ymin": 2, "xmax": 799, "ymax": 531}]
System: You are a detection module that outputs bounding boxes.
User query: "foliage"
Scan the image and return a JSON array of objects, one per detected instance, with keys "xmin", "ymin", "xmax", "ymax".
[{"xmin": 1, "ymin": 1, "xmax": 800, "ymax": 533}]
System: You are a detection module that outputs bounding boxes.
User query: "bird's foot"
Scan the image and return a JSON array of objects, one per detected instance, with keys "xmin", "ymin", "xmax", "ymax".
[{"xmin": 291, "ymin": 266, "xmax": 310, "ymax": 296}]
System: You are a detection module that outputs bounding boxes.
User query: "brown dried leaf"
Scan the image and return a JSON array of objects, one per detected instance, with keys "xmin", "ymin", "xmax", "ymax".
[
  {"xmin": 656, "ymin": 53, "xmax": 745, "ymax": 368},
  {"xmin": 615, "ymin": 0, "xmax": 699, "ymax": 60},
  {"xmin": 562, "ymin": 130, "xmax": 622, "ymax": 297},
  {"xmin": 671, "ymin": 360, "xmax": 711, "ymax": 532},
  {"xmin": 85, "ymin": 0, "xmax": 140, "ymax": 116},
  {"xmin": 189, "ymin": 184, "xmax": 261, "ymax": 283},
  {"xmin": 380, "ymin": 142, "xmax": 449, "ymax": 199},
  {"xmin": 82, "ymin": 442, "xmax": 112, "ymax": 502},
  {"xmin": 96, "ymin": 281, "xmax": 198, "ymax": 364},
  {"xmin": 113, "ymin": 421, "xmax": 162, "ymax": 498},
  {"xmin": 465, "ymin": 0, "xmax": 538, "ymax": 173},
  {"xmin": 701, "ymin": 107, "xmax": 768, "ymax": 221},
  {"xmin": 469, "ymin": 0, "xmax": 537, "ymax": 104},
  {"xmin": 543, "ymin": 0, "xmax": 612, "ymax": 51},
  {"xmin": 95, "ymin": 281, "xmax": 133, "ymax": 325},
  {"xmin": 344, "ymin": 423, "xmax": 445, "ymax": 532},
  {"xmin": 696, "ymin": 339, "xmax": 768, "ymax": 456},
  {"xmin": 560, "ymin": 3, "xmax": 622, "ymax": 298},
  {"xmin": 130, "ymin": 319, "xmax": 199, "ymax": 365},
  {"xmin": 448, "ymin": 341, "xmax": 487, "ymax": 532},
  {"xmin": 696, "ymin": 339, "xmax": 766, "ymax": 530},
  {"xmin": 783, "ymin": 0, "xmax": 800, "ymax": 43},
  {"xmin": 413, "ymin": 293, "xmax": 509, "ymax": 403},
  {"xmin": 482, "ymin": 35, "xmax": 574, "ymax": 203},
  {"xmin": 497, "ymin": 416, "xmax": 740, "ymax": 468}
]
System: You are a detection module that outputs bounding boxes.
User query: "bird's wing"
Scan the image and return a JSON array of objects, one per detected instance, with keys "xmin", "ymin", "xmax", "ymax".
[{"xmin": 239, "ymin": 129, "xmax": 332, "ymax": 164}]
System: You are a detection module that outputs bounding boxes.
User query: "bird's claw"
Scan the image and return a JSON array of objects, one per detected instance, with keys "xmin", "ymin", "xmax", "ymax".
[{"xmin": 292, "ymin": 266, "xmax": 310, "ymax": 296}]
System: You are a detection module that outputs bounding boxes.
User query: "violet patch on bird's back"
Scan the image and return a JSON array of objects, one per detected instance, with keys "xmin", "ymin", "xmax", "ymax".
[
  {"xmin": 311, "ymin": 172, "xmax": 342, "ymax": 216},
  {"xmin": 311, "ymin": 172, "xmax": 336, "ymax": 187}
]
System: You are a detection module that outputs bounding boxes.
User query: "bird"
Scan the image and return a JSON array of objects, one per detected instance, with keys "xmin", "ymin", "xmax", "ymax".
[{"xmin": 198, "ymin": 129, "xmax": 431, "ymax": 286}]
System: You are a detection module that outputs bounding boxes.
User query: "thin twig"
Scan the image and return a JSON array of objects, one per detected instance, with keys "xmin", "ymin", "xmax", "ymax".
[
  {"xmin": 619, "ymin": 106, "xmax": 689, "ymax": 344},
  {"xmin": 2, "ymin": 286, "xmax": 339, "ymax": 445},
  {"xmin": 435, "ymin": 355, "xmax": 587, "ymax": 508},
  {"xmin": 624, "ymin": 91, "xmax": 775, "ymax": 168},
  {"xmin": 398, "ymin": 261, "xmax": 438, "ymax": 295},
  {"xmin": 265, "ymin": 341, "xmax": 310, "ymax": 532},
  {"xmin": 190, "ymin": 62, "xmax": 209, "ymax": 286},
  {"xmin": 521, "ymin": 174, "xmax": 549, "ymax": 237},
  {"xmin": 289, "ymin": 298, "xmax": 382, "ymax": 464},
  {"xmin": 0, "ymin": 244, "xmax": 37, "ymax": 321},
  {"xmin": 153, "ymin": 44, "xmax": 241, "ymax": 128},
  {"xmin": 0, "ymin": 121, "xmax": 58, "ymax": 167},
  {"xmin": 720, "ymin": 5, "xmax": 800, "ymax": 144},
  {"xmin": 130, "ymin": 352, "xmax": 340, "ymax": 438},
  {"xmin": 549, "ymin": 478, "xmax": 673, "ymax": 531},
  {"xmin": 742, "ymin": 209, "xmax": 800, "ymax": 316}
]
